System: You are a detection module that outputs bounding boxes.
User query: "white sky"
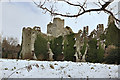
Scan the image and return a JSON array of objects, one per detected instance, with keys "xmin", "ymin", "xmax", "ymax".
[{"xmin": 0, "ymin": 0, "xmax": 119, "ymax": 44}]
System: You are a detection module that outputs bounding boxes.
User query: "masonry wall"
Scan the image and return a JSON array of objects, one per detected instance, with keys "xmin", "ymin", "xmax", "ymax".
[
  {"xmin": 20, "ymin": 27, "xmax": 41, "ymax": 59},
  {"xmin": 47, "ymin": 18, "xmax": 65, "ymax": 37}
]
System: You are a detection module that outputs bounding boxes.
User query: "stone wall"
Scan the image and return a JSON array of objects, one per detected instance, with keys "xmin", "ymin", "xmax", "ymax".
[
  {"xmin": 97, "ymin": 24, "xmax": 104, "ymax": 38},
  {"xmin": 20, "ymin": 26, "xmax": 41, "ymax": 59},
  {"xmin": 20, "ymin": 17, "xmax": 108, "ymax": 61},
  {"xmin": 47, "ymin": 18, "xmax": 65, "ymax": 37},
  {"xmin": 47, "ymin": 18, "xmax": 72, "ymax": 37},
  {"xmin": 89, "ymin": 24, "xmax": 104, "ymax": 39}
]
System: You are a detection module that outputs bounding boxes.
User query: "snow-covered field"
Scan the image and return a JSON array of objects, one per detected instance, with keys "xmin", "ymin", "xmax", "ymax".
[{"xmin": 0, "ymin": 59, "xmax": 118, "ymax": 78}]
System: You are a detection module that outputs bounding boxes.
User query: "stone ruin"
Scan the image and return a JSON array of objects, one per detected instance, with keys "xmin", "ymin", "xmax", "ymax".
[
  {"xmin": 20, "ymin": 17, "xmax": 105, "ymax": 61},
  {"xmin": 20, "ymin": 26, "xmax": 41, "ymax": 59},
  {"xmin": 47, "ymin": 18, "xmax": 73, "ymax": 37},
  {"xmin": 89, "ymin": 24, "xmax": 104, "ymax": 39}
]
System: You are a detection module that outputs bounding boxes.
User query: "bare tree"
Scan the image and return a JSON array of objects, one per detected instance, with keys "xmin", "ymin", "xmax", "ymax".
[
  {"xmin": 7, "ymin": 37, "xmax": 18, "ymax": 46},
  {"xmin": 33, "ymin": 0, "xmax": 120, "ymax": 24},
  {"xmin": 2, "ymin": 37, "xmax": 20, "ymax": 58}
]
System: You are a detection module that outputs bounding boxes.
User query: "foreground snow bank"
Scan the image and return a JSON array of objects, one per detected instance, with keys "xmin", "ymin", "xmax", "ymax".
[{"xmin": 0, "ymin": 59, "xmax": 118, "ymax": 78}]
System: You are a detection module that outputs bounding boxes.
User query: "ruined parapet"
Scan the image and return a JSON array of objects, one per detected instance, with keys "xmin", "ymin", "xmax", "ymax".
[
  {"xmin": 20, "ymin": 26, "xmax": 41, "ymax": 59},
  {"xmin": 83, "ymin": 26, "xmax": 89, "ymax": 37},
  {"xmin": 91, "ymin": 29, "xmax": 97, "ymax": 38},
  {"xmin": 97, "ymin": 24, "xmax": 104, "ymax": 32},
  {"xmin": 63, "ymin": 26, "xmax": 73, "ymax": 35},
  {"xmin": 89, "ymin": 24, "xmax": 104, "ymax": 39},
  {"xmin": 96, "ymin": 24, "xmax": 104, "ymax": 38},
  {"xmin": 47, "ymin": 18, "xmax": 65, "ymax": 37},
  {"xmin": 47, "ymin": 18, "xmax": 75, "ymax": 37}
]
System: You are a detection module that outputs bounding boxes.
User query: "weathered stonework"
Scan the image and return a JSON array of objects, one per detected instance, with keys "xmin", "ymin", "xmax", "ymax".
[
  {"xmin": 74, "ymin": 31, "xmax": 83, "ymax": 62},
  {"xmin": 47, "ymin": 42, "xmax": 54, "ymax": 61},
  {"xmin": 82, "ymin": 26, "xmax": 89, "ymax": 37},
  {"xmin": 47, "ymin": 18, "xmax": 73, "ymax": 37},
  {"xmin": 96, "ymin": 24, "xmax": 104, "ymax": 38},
  {"xmin": 20, "ymin": 26, "xmax": 41, "ymax": 59},
  {"xmin": 74, "ymin": 26, "xmax": 89, "ymax": 62},
  {"xmin": 89, "ymin": 24, "xmax": 104, "ymax": 39},
  {"xmin": 20, "ymin": 17, "xmax": 108, "ymax": 62},
  {"xmin": 47, "ymin": 18, "xmax": 65, "ymax": 37}
]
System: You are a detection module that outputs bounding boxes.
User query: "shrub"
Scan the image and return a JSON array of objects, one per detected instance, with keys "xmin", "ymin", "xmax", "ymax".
[{"xmin": 105, "ymin": 48, "xmax": 120, "ymax": 64}]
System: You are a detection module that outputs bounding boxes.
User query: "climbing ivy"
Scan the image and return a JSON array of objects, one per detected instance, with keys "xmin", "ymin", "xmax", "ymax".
[
  {"xmin": 106, "ymin": 20, "xmax": 120, "ymax": 47},
  {"xmin": 80, "ymin": 43, "xmax": 87, "ymax": 55},
  {"xmin": 50, "ymin": 36, "xmax": 63, "ymax": 60},
  {"xmin": 63, "ymin": 33, "xmax": 75, "ymax": 61},
  {"xmin": 86, "ymin": 38, "xmax": 104, "ymax": 63},
  {"xmin": 34, "ymin": 34, "xmax": 48, "ymax": 60}
]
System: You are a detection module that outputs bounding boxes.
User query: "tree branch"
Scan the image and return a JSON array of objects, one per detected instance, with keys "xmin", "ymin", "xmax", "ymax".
[{"xmin": 33, "ymin": 0, "xmax": 120, "ymax": 23}]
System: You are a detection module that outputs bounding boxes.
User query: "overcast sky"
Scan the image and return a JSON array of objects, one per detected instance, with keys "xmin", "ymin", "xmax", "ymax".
[{"xmin": 1, "ymin": 0, "xmax": 119, "ymax": 44}]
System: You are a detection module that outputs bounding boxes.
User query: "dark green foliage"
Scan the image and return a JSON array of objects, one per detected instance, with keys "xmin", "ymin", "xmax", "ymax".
[
  {"xmin": 86, "ymin": 38, "xmax": 97, "ymax": 63},
  {"xmin": 34, "ymin": 34, "xmax": 48, "ymax": 60},
  {"xmin": 88, "ymin": 38, "xmax": 97, "ymax": 49},
  {"xmin": 50, "ymin": 36, "xmax": 63, "ymax": 60},
  {"xmin": 97, "ymin": 43, "xmax": 104, "ymax": 62},
  {"xmin": 106, "ymin": 21, "xmax": 120, "ymax": 47},
  {"xmin": 81, "ymin": 43, "xmax": 87, "ymax": 55},
  {"xmin": 63, "ymin": 33, "xmax": 75, "ymax": 61},
  {"xmin": 105, "ymin": 48, "xmax": 120, "ymax": 64},
  {"xmin": 86, "ymin": 38, "xmax": 104, "ymax": 63},
  {"xmin": 100, "ymin": 33, "xmax": 106, "ymax": 40}
]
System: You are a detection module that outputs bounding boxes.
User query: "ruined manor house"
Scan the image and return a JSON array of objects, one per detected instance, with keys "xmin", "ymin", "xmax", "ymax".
[{"xmin": 20, "ymin": 17, "xmax": 105, "ymax": 61}]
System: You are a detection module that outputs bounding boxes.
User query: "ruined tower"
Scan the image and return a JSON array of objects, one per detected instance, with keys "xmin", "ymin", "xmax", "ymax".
[
  {"xmin": 20, "ymin": 26, "xmax": 41, "ymax": 59},
  {"xmin": 82, "ymin": 26, "xmax": 89, "ymax": 37},
  {"xmin": 96, "ymin": 24, "xmax": 104, "ymax": 38},
  {"xmin": 47, "ymin": 18, "xmax": 65, "ymax": 37}
]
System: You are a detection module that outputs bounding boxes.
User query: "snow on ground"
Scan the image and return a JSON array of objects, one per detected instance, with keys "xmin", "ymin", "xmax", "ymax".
[{"xmin": 0, "ymin": 59, "xmax": 118, "ymax": 78}]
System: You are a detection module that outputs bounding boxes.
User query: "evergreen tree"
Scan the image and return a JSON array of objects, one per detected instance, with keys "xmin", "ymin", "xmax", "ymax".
[
  {"xmin": 86, "ymin": 38, "xmax": 97, "ymax": 62},
  {"xmin": 34, "ymin": 34, "xmax": 48, "ymax": 60},
  {"xmin": 63, "ymin": 33, "xmax": 75, "ymax": 61},
  {"xmin": 86, "ymin": 38, "xmax": 104, "ymax": 63},
  {"xmin": 97, "ymin": 43, "xmax": 104, "ymax": 62},
  {"xmin": 81, "ymin": 43, "xmax": 87, "ymax": 55},
  {"xmin": 50, "ymin": 36, "xmax": 63, "ymax": 60},
  {"xmin": 106, "ymin": 16, "xmax": 120, "ymax": 47}
]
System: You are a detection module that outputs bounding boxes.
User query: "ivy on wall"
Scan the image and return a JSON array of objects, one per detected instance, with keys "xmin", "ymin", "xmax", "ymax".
[
  {"xmin": 86, "ymin": 38, "xmax": 104, "ymax": 63},
  {"xmin": 63, "ymin": 33, "xmax": 75, "ymax": 61},
  {"xmin": 106, "ymin": 21, "xmax": 120, "ymax": 47},
  {"xmin": 80, "ymin": 43, "xmax": 87, "ymax": 55},
  {"xmin": 50, "ymin": 36, "xmax": 63, "ymax": 60},
  {"xmin": 34, "ymin": 34, "xmax": 48, "ymax": 60}
]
